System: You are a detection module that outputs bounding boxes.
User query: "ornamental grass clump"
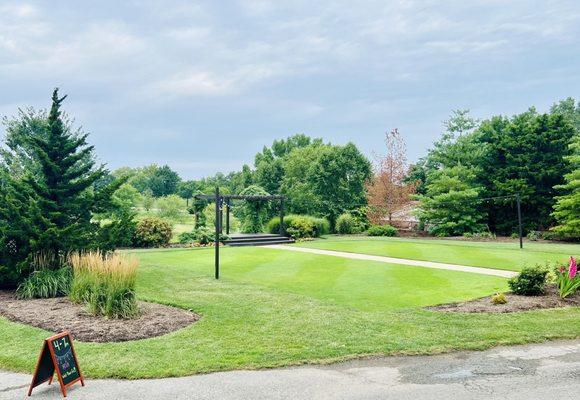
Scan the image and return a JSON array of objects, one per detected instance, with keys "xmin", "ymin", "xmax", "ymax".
[
  {"xmin": 16, "ymin": 251, "xmax": 71, "ymax": 299},
  {"xmin": 555, "ymin": 257, "xmax": 580, "ymax": 299},
  {"xmin": 69, "ymin": 252, "xmax": 139, "ymax": 319}
]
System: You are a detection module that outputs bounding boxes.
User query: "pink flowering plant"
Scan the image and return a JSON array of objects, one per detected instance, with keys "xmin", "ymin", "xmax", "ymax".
[{"xmin": 555, "ymin": 257, "xmax": 580, "ymax": 298}]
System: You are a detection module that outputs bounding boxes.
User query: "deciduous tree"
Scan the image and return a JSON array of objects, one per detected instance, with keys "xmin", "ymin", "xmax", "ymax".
[{"xmin": 366, "ymin": 129, "xmax": 415, "ymax": 224}]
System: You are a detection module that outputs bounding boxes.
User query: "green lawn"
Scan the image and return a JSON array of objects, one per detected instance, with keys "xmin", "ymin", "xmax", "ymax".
[
  {"xmin": 294, "ymin": 236, "xmax": 580, "ymax": 271},
  {"xmin": 1, "ymin": 246, "xmax": 579, "ymax": 379}
]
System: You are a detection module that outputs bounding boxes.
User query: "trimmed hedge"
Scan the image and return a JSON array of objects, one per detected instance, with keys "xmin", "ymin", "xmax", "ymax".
[
  {"xmin": 267, "ymin": 215, "xmax": 330, "ymax": 238},
  {"xmin": 367, "ymin": 224, "xmax": 398, "ymax": 237}
]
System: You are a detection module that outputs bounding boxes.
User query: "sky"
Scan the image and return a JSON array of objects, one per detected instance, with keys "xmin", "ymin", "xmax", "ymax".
[{"xmin": 1, "ymin": 0, "xmax": 579, "ymax": 179}]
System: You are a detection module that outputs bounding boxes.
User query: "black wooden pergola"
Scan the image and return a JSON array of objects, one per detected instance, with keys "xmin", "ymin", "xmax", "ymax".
[{"xmin": 194, "ymin": 188, "xmax": 286, "ymax": 279}]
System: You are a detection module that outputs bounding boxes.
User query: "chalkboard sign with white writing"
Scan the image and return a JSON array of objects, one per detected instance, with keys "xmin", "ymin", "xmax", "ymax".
[{"xmin": 28, "ymin": 332, "xmax": 84, "ymax": 397}]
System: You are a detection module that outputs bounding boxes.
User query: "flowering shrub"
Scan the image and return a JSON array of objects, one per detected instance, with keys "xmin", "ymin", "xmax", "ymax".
[{"xmin": 555, "ymin": 257, "xmax": 580, "ymax": 298}]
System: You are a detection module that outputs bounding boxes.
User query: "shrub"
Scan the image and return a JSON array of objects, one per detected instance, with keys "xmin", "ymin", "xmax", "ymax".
[
  {"xmin": 69, "ymin": 252, "xmax": 139, "ymax": 319},
  {"xmin": 266, "ymin": 215, "xmax": 330, "ymax": 238},
  {"xmin": 508, "ymin": 266, "xmax": 549, "ymax": 296},
  {"xmin": 527, "ymin": 230, "xmax": 541, "ymax": 241},
  {"xmin": 555, "ymin": 257, "xmax": 580, "ymax": 298},
  {"xmin": 367, "ymin": 225, "xmax": 397, "ymax": 237},
  {"xmin": 134, "ymin": 217, "xmax": 172, "ymax": 247},
  {"xmin": 179, "ymin": 227, "xmax": 228, "ymax": 245},
  {"xmin": 336, "ymin": 213, "xmax": 360, "ymax": 234},
  {"xmin": 16, "ymin": 267, "xmax": 72, "ymax": 299},
  {"xmin": 491, "ymin": 293, "xmax": 507, "ymax": 305}
]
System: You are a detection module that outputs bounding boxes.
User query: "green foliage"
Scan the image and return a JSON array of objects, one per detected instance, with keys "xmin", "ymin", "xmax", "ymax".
[
  {"xmin": 238, "ymin": 185, "xmax": 271, "ymax": 233},
  {"xmin": 416, "ymin": 164, "xmax": 486, "ymax": 236},
  {"xmin": 527, "ymin": 230, "xmax": 541, "ymax": 241},
  {"xmin": 508, "ymin": 266, "xmax": 548, "ymax": 296},
  {"xmin": 112, "ymin": 184, "xmax": 142, "ymax": 214},
  {"xmin": 477, "ymin": 109, "xmax": 575, "ymax": 233},
  {"xmin": 0, "ymin": 89, "xmax": 121, "ymax": 287},
  {"xmin": 134, "ymin": 217, "xmax": 172, "ymax": 247},
  {"xmin": 552, "ymin": 134, "xmax": 580, "ymax": 239},
  {"xmin": 335, "ymin": 213, "xmax": 361, "ymax": 234},
  {"xmin": 157, "ymin": 194, "xmax": 185, "ymax": 222},
  {"xmin": 98, "ymin": 210, "xmax": 137, "ymax": 250},
  {"xmin": 178, "ymin": 226, "xmax": 228, "ymax": 245},
  {"xmin": 149, "ymin": 165, "xmax": 181, "ymax": 197},
  {"xmin": 142, "ymin": 189, "xmax": 155, "ymax": 211},
  {"xmin": 491, "ymin": 293, "xmax": 507, "ymax": 305},
  {"xmin": 69, "ymin": 252, "xmax": 138, "ymax": 319},
  {"xmin": 266, "ymin": 215, "xmax": 330, "ymax": 238},
  {"xmin": 308, "ymin": 143, "xmax": 372, "ymax": 227},
  {"xmin": 16, "ymin": 267, "xmax": 71, "ymax": 299},
  {"xmin": 367, "ymin": 225, "xmax": 398, "ymax": 237}
]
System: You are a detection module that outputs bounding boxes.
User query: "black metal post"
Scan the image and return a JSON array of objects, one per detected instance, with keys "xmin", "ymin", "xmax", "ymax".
[
  {"xmin": 279, "ymin": 198, "xmax": 285, "ymax": 235},
  {"xmin": 215, "ymin": 187, "xmax": 220, "ymax": 279},
  {"xmin": 516, "ymin": 194, "xmax": 523, "ymax": 249},
  {"xmin": 226, "ymin": 199, "xmax": 230, "ymax": 235}
]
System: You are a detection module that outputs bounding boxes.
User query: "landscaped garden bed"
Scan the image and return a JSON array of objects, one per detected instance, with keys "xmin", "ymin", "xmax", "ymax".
[
  {"xmin": 429, "ymin": 286, "xmax": 580, "ymax": 313},
  {"xmin": 0, "ymin": 291, "xmax": 199, "ymax": 342}
]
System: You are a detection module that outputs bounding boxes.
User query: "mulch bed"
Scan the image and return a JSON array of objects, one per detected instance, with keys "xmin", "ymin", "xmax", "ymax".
[
  {"xmin": 0, "ymin": 291, "xmax": 200, "ymax": 343},
  {"xmin": 429, "ymin": 286, "xmax": 580, "ymax": 313}
]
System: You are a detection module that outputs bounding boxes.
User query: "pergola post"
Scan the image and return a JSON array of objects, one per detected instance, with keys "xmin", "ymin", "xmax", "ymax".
[
  {"xmin": 279, "ymin": 198, "xmax": 285, "ymax": 235},
  {"xmin": 226, "ymin": 199, "xmax": 230, "ymax": 235},
  {"xmin": 214, "ymin": 186, "xmax": 220, "ymax": 280}
]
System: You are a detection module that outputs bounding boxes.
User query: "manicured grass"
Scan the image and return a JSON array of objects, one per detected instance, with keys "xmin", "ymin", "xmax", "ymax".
[
  {"xmin": 294, "ymin": 236, "xmax": 580, "ymax": 271},
  {"xmin": 1, "ymin": 246, "xmax": 579, "ymax": 379}
]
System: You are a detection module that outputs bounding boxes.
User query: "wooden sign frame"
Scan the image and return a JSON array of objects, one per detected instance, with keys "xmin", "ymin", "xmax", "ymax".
[{"xmin": 28, "ymin": 331, "xmax": 84, "ymax": 397}]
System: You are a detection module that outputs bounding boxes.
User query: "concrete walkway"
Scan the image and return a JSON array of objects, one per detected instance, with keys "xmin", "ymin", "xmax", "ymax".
[
  {"xmin": 3, "ymin": 340, "xmax": 578, "ymax": 399},
  {"xmin": 266, "ymin": 244, "xmax": 517, "ymax": 278}
]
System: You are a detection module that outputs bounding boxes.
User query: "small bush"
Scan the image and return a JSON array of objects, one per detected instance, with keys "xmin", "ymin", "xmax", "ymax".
[
  {"xmin": 179, "ymin": 227, "xmax": 228, "ymax": 245},
  {"xmin": 508, "ymin": 266, "xmax": 548, "ymax": 296},
  {"xmin": 491, "ymin": 293, "xmax": 507, "ymax": 305},
  {"xmin": 510, "ymin": 232, "xmax": 519, "ymax": 239},
  {"xmin": 157, "ymin": 195, "xmax": 185, "ymax": 222},
  {"xmin": 367, "ymin": 225, "xmax": 398, "ymax": 237},
  {"xmin": 527, "ymin": 230, "xmax": 541, "ymax": 241},
  {"xmin": 267, "ymin": 215, "xmax": 330, "ymax": 238},
  {"xmin": 69, "ymin": 252, "xmax": 139, "ymax": 319},
  {"xmin": 134, "ymin": 217, "xmax": 172, "ymax": 247},
  {"xmin": 336, "ymin": 213, "xmax": 359, "ymax": 234},
  {"xmin": 16, "ymin": 267, "xmax": 72, "ymax": 299}
]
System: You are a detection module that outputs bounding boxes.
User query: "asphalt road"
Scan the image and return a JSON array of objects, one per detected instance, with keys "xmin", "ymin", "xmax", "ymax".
[{"xmin": 2, "ymin": 340, "xmax": 579, "ymax": 400}]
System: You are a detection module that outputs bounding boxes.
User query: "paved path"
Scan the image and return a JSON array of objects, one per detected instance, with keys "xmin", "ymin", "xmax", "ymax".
[
  {"xmin": 266, "ymin": 244, "xmax": 517, "ymax": 278},
  {"xmin": 2, "ymin": 340, "xmax": 578, "ymax": 399}
]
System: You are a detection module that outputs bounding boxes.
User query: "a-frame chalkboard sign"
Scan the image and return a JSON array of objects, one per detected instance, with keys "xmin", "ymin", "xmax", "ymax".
[{"xmin": 28, "ymin": 331, "xmax": 84, "ymax": 397}]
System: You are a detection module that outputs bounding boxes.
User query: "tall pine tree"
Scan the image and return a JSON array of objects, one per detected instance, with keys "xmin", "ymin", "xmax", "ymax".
[
  {"xmin": 552, "ymin": 134, "xmax": 580, "ymax": 239},
  {"xmin": 0, "ymin": 89, "xmax": 120, "ymax": 286}
]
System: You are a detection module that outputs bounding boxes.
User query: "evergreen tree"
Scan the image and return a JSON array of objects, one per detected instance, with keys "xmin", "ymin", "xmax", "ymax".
[
  {"xmin": 552, "ymin": 134, "xmax": 580, "ymax": 239},
  {"xmin": 416, "ymin": 164, "xmax": 486, "ymax": 236},
  {"xmin": 0, "ymin": 89, "xmax": 121, "ymax": 286}
]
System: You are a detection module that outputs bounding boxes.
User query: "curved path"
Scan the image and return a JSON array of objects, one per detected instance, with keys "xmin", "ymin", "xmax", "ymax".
[
  {"xmin": 2, "ymin": 340, "xmax": 578, "ymax": 399},
  {"xmin": 266, "ymin": 244, "xmax": 517, "ymax": 278}
]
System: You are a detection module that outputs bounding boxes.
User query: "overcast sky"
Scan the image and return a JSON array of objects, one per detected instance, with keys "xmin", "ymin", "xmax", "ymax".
[{"xmin": 1, "ymin": 0, "xmax": 579, "ymax": 178}]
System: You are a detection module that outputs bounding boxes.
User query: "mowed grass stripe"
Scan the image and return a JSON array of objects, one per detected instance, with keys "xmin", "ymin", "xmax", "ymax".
[{"xmin": 294, "ymin": 236, "xmax": 580, "ymax": 271}]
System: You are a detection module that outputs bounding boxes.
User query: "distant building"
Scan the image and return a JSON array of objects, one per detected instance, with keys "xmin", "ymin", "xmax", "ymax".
[{"xmin": 381, "ymin": 201, "xmax": 420, "ymax": 230}]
